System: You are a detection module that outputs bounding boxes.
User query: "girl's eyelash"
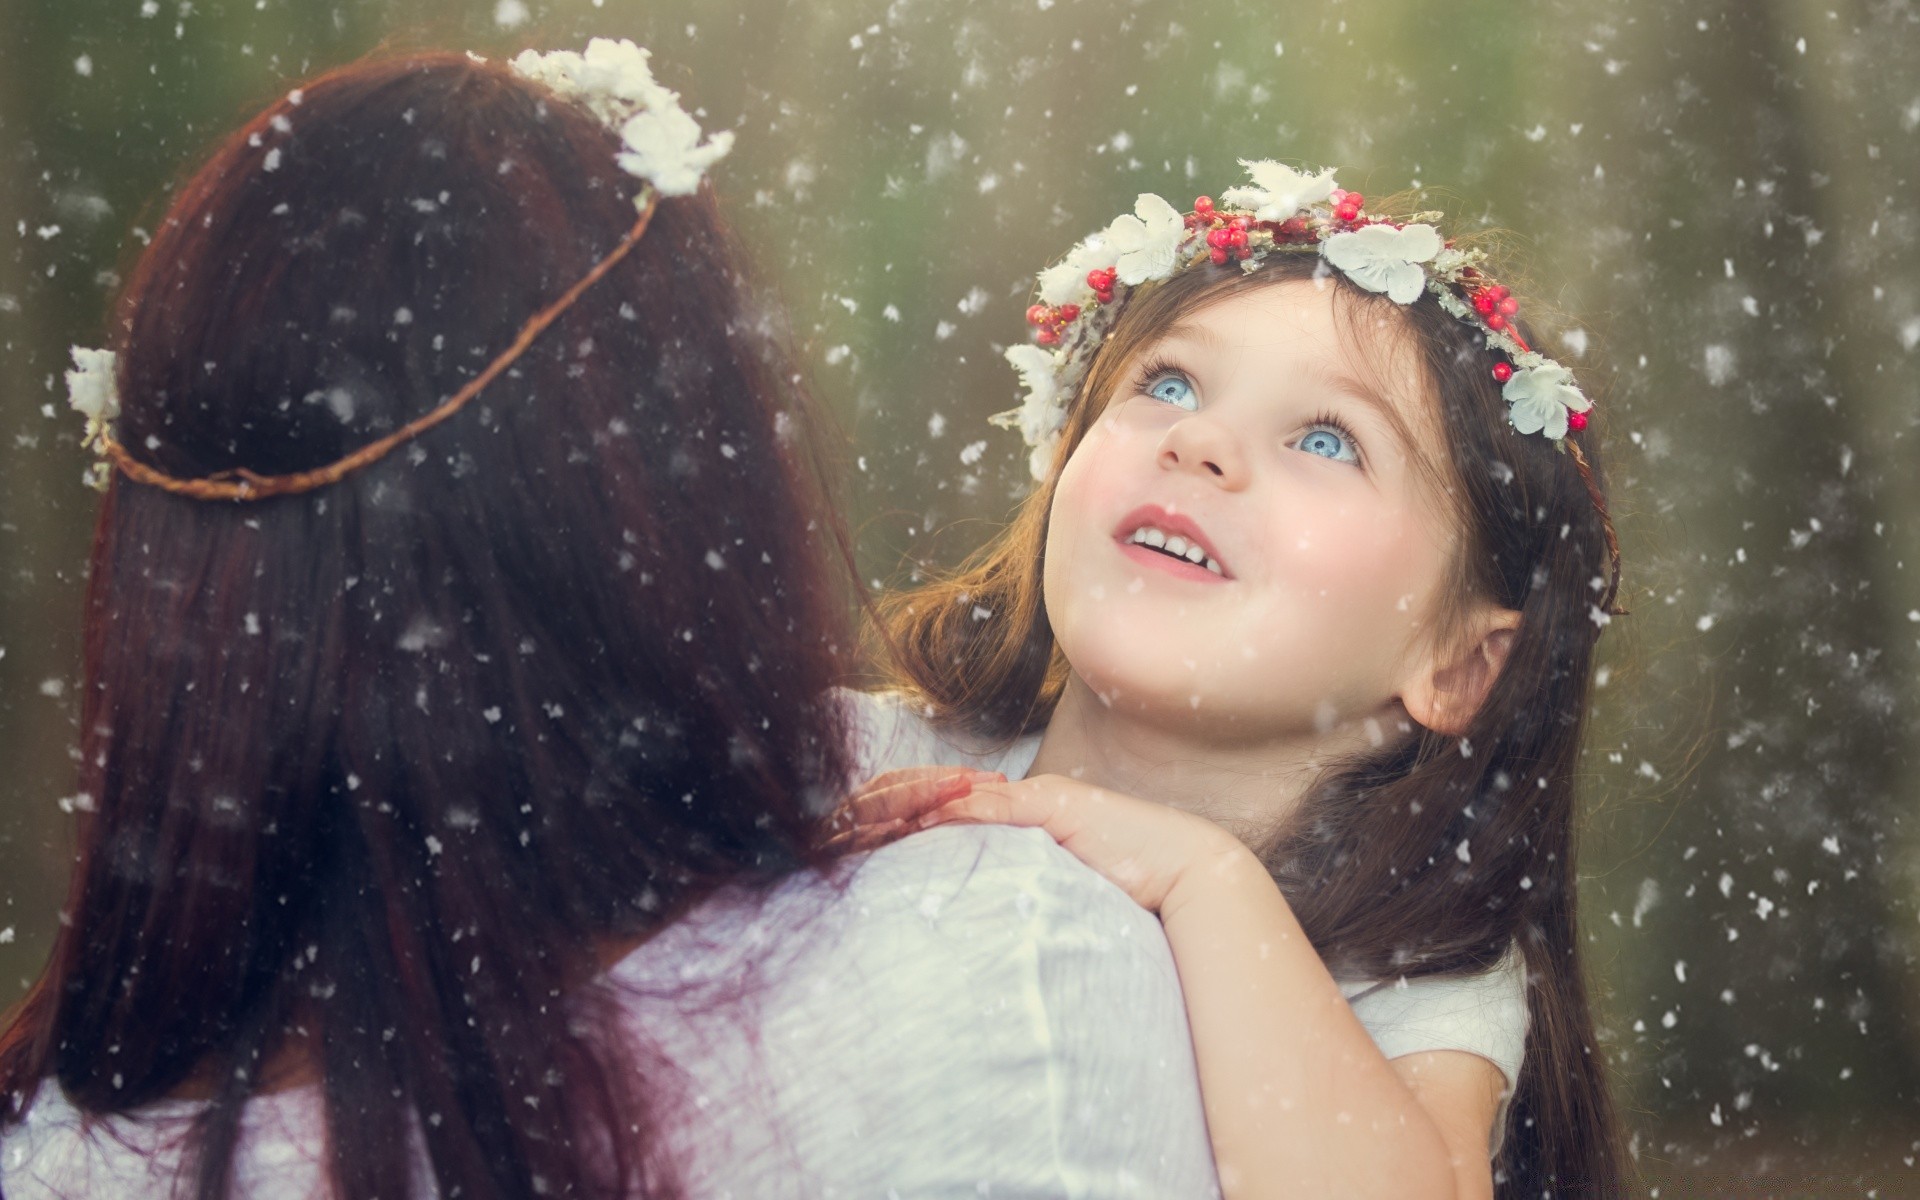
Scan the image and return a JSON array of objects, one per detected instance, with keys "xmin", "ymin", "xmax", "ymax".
[
  {"xmin": 1305, "ymin": 410, "xmax": 1367, "ymax": 465},
  {"xmin": 1133, "ymin": 356, "xmax": 1188, "ymax": 391}
]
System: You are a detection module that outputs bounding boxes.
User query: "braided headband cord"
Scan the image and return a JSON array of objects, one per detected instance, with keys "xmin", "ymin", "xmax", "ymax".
[
  {"xmin": 106, "ymin": 190, "xmax": 661, "ymax": 502},
  {"xmin": 1565, "ymin": 438, "xmax": 1626, "ymax": 618}
]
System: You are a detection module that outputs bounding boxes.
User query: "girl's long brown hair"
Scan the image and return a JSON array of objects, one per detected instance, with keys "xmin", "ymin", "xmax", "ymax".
[
  {"xmin": 0, "ymin": 52, "xmax": 856, "ymax": 1200},
  {"xmin": 878, "ymin": 255, "xmax": 1629, "ymax": 1196}
]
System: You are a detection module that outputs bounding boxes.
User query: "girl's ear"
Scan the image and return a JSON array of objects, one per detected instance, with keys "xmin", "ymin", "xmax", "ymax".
[{"xmin": 1398, "ymin": 607, "xmax": 1522, "ymax": 738}]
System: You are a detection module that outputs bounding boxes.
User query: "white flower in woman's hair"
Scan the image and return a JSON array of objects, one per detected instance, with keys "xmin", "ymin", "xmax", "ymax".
[
  {"xmin": 617, "ymin": 106, "xmax": 734, "ymax": 197},
  {"xmin": 66, "ymin": 346, "xmax": 119, "ymax": 422},
  {"xmin": 1501, "ymin": 361, "xmax": 1591, "ymax": 440},
  {"xmin": 1219, "ymin": 160, "xmax": 1337, "ymax": 221},
  {"xmin": 1321, "ymin": 223, "xmax": 1445, "ymax": 305},
  {"xmin": 510, "ymin": 38, "xmax": 732, "ymax": 198},
  {"xmin": 1037, "ymin": 234, "xmax": 1118, "ymax": 306},
  {"xmin": 1104, "ymin": 193, "xmax": 1188, "ymax": 286}
]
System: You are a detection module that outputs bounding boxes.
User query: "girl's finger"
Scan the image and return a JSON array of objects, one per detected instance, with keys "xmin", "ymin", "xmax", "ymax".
[
  {"xmin": 821, "ymin": 817, "xmax": 912, "ymax": 855},
  {"xmin": 844, "ymin": 767, "xmax": 1005, "ymax": 826},
  {"xmin": 917, "ymin": 775, "xmax": 1098, "ymax": 833}
]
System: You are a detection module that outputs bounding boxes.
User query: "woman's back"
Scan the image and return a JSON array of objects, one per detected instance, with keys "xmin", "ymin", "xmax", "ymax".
[
  {"xmin": 1, "ymin": 44, "xmax": 864, "ymax": 1200},
  {"xmin": 5, "ymin": 827, "xmax": 1220, "ymax": 1198}
]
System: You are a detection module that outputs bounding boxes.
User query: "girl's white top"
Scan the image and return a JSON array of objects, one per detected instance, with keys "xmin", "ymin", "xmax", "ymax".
[{"xmin": 0, "ymin": 691, "xmax": 1524, "ymax": 1198}]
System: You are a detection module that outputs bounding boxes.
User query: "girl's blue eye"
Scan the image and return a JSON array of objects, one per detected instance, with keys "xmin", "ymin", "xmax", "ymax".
[
  {"xmin": 1145, "ymin": 372, "xmax": 1198, "ymax": 411},
  {"xmin": 1296, "ymin": 425, "xmax": 1360, "ymax": 465}
]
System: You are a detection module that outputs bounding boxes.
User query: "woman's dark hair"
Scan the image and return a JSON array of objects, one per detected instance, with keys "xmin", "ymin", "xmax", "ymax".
[
  {"xmin": 877, "ymin": 253, "xmax": 1628, "ymax": 1196},
  {"xmin": 0, "ymin": 51, "xmax": 856, "ymax": 1200}
]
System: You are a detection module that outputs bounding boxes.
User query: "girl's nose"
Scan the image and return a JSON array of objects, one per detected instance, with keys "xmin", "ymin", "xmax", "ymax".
[{"xmin": 1157, "ymin": 414, "xmax": 1249, "ymax": 489}]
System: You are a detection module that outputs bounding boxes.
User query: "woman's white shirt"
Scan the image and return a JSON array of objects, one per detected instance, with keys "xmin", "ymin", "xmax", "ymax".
[{"xmin": 2, "ymin": 823, "xmax": 1221, "ymax": 1198}]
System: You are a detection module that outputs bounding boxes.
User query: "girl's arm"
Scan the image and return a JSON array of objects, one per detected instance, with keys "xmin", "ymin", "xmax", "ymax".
[{"xmin": 845, "ymin": 770, "xmax": 1502, "ymax": 1200}]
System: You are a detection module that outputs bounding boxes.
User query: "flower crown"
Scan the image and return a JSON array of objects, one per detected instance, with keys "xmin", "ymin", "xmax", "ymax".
[
  {"xmin": 67, "ymin": 38, "xmax": 729, "ymax": 499},
  {"xmin": 995, "ymin": 161, "xmax": 1593, "ymax": 481}
]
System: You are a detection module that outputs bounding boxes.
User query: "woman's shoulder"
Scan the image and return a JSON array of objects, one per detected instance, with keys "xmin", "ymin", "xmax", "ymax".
[
  {"xmin": 836, "ymin": 687, "xmax": 1042, "ymax": 780},
  {"xmin": 610, "ymin": 826, "xmax": 1219, "ymax": 1196},
  {"xmin": 0, "ymin": 1083, "xmax": 366, "ymax": 1200},
  {"xmin": 613, "ymin": 824, "xmax": 1172, "ymax": 1001}
]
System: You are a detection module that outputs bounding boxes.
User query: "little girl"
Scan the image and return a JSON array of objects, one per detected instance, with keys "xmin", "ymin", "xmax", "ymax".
[{"xmin": 841, "ymin": 165, "xmax": 1628, "ymax": 1198}]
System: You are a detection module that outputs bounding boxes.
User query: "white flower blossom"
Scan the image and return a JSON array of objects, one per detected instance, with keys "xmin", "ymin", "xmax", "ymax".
[
  {"xmin": 1027, "ymin": 435, "xmax": 1059, "ymax": 482},
  {"xmin": 66, "ymin": 346, "xmax": 118, "ymax": 422},
  {"xmin": 511, "ymin": 39, "xmax": 731, "ymax": 198},
  {"xmin": 1322, "ymin": 223, "xmax": 1444, "ymax": 305},
  {"xmin": 1502, "ymin": 362, "xmax": 1591, "ymax": 440},
  {"xmin": 1104, "ymin": 193, "xmax": 1187, "ymax": 286},
  {"xmin": 616, "ymin": 108, "xmax": 733, "ymax": 197},
  {"xmin": 1222, "ymin": 160, "xmax": 1338, "ymax": 221},
  {"xmin": 1037, "ymin": 234, "xmax": 1117, "ymax": 306}
]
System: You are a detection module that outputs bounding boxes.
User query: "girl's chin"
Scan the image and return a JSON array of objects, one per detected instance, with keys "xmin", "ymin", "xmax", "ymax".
[{"xmin": 1063, "ymin": 659, "xmax": 1267, "ymax": 725}]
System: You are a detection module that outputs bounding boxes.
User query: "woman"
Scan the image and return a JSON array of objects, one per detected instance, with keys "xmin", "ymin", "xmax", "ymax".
[{"xmin": 0, "ymin": 45, "xmax": 1217, "ymax": 1199}]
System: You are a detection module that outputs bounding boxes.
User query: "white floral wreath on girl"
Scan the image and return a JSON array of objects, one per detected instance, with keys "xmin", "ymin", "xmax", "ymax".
[
  {"xmin": 996, "ymin": 161, "xmax": 1592, "ymax": 481},
  {"xmin": 66, "ymin": 38, "xmax": 731, "ymax": 490}
]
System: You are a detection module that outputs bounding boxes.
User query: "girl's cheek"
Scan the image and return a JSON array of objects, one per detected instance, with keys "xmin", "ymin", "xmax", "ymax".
[{"xmin": 1276, "ymin": 506, "xmax": 1432, "ymax": 610}]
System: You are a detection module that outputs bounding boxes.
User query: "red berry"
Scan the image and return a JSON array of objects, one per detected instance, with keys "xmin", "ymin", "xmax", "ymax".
[
  {"xmin": 1473, "ymin": 293, "xmax": 1497, "ymax": 315},
  {"xmin": 1491, "ymin": 361, "xmax": 1515, "ymax": 384},
  {"xmin": 1227, "ymin": 227, "xmax": 1249, "ymax": 248},
  {"xmin": 1206, "ymin": 227, "xmax": 1230, "ymax": 249},
  {"xmin": 1194, "ymin": 195, "xmax": 1215, "ymax": 216},
  {"xmin": 1567, "ymin": 410, "xmax": 1589, "ymax": 432},
  {"xmin": 1026, "ymin": 304, "xmax": 1050, "ymax": 326},
  {"xmin": 1488, "ymin": 284, "xmax": 1510, "ymax": 301},
  {"xmin": 1057, "ymin": 304, "xmax": 1080, "ymax": 321},
  {"xmin": 1229, "ymin": 215, "xmax": 1251, "ymax": 231},
  {"xmin": 1486, "ymin": 312, "xmax": 1509, "ymax": 331},
  {"xmin": 1343, "ymin": 192, "xmax": 1364, "ymax": 211},
  {"xmin": 1036, "ymin": 329, "xmax": 1060, "ymax": 346},
  {"xmin": 1235, "ymin": 245, "xmax": 1252, "ymax": 260},
  {"xmin": 1498, "ymin": 296, "xmax": 1519, "ymax": 316},
  {"xmin": 1330, "ymin": 189, "xmax": 1349, "ymax": 204},
  {"xmin": 1086, "ymin": 268, "xmax": 1114, "ymax": 291},
  {"xmin": 1209, "ymin": 247, "xmax": 1230, "ymax": 265},
  {"xmin": 1094, "ymin": 289, "xmax": 1114, "ymax": 304}
]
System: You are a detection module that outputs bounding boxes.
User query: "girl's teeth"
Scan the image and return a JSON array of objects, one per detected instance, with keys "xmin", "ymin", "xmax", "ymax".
[{"xmin": 1124, "ymin": 525, "xmax": 1226, "ymax": 576}]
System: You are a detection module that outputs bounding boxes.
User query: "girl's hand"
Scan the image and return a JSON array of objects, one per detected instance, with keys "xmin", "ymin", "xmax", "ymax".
[
  {"xmin": 821, "ymin": 766, "xmax": 1005, "ymax": 853},
  {"xmin": 851, "ymin": 772, "xmax": 1251, "ymax": 915}
]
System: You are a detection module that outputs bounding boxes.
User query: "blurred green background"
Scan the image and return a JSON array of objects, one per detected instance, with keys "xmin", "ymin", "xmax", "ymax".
[{"xmin": 2, "ymin": 0, "xmax": 1916, "ymax": 1194}]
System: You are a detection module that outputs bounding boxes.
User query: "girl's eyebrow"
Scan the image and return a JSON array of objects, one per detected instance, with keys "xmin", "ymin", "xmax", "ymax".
[
  {"xmin": 1159, "ymin": 321, "xmax": 1229, "ymax": 351},
  {"xmin": 1299, "ymin": 362, "xmax": 1417, "ymax": 455}
]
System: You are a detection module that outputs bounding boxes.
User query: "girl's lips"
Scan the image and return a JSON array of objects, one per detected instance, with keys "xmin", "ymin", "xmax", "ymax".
[{"xmin": 1110, "ymin": 504, "xmax": 1233, "ymax": 580}]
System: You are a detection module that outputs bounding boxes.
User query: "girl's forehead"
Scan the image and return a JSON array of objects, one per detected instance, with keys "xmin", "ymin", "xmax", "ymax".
[{"xmin": 1164, "ymin": 282, "xmax": 1434, "ymax": 421}]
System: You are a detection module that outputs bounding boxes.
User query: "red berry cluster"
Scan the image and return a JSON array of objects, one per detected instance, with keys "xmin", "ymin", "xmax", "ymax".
[
  {"xmin": 1086, "ymin": 268, "xmax": 1117, "ymax": 305},
  {"xmin": 1472, "ymin": 283, "xmax": 1521, "ymax": 332},
  {"xmin": 1567, "ymin": 410, "xmax": 1589, "ymax": 432},
  {"xmin": 1187, "ymin": 196, "xmax": 1255, "ymax": 265},
  {"xmin": 1025, "ymin": 301, "xmax": 1083, "ymax": 346},
  {"xmin": 1330, "ymin": 189, "xmax": 1366, "ymax": 223}
]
